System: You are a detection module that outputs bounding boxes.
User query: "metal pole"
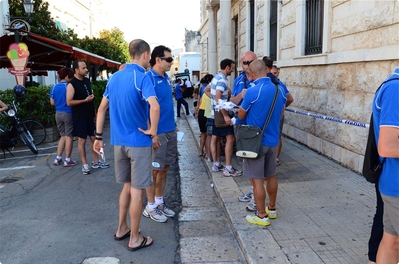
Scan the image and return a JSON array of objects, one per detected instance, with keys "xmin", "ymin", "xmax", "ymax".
[{"xmin": 15, "ymin": 30, "xmax": 20, "ymax": 43}]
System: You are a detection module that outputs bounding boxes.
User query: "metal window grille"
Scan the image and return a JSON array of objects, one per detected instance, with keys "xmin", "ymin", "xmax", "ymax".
[
  {"xmin": 249, "ymin": 0, "xmax": 255, "ymax": 52},
  {"xmin": 305, "ymin": 0, "xmax": 324, "ymax": 55},
  {"xmin": 269, "ymin": 0, "xmax": 278, "ymax": 61}
]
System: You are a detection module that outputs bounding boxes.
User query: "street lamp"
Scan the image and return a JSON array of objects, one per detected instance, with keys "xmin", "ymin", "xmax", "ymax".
[
  {"xmin": 195, "ymin": 31, "xmax": 208, "ymax": 72},
  {"xmin": 8, "ymin": 0, "xmax": 35, "ymax": 42}
]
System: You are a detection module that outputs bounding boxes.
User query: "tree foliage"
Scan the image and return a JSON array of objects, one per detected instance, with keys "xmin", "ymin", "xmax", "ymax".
[{"xmin": 8, "ymin": 0, "xmax": 128, "ymax": 71}]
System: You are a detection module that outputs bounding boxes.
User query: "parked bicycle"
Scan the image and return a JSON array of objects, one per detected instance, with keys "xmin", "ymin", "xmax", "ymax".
[{"xmin": 0, "ymin": 86, "xmax": 46, "ymax": 157}]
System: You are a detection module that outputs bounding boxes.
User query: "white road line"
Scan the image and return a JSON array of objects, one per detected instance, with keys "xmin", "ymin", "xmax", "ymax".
[{"xmin": 0, "ymin": 165, "xmax": 36, "ymax": 171}]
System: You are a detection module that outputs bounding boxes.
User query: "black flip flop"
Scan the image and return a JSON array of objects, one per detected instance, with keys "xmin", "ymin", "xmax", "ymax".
[
  {"xmin": 127, "ymin": 236, "xmax": 153, "ymax": 251},
  {"xmin": 114, "ymin": 230, "xmax": 130, "ymax": 241}
]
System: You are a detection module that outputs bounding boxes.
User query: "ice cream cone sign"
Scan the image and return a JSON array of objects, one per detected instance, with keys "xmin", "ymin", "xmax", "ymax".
[{"xmin": 7, "ymin": 43, "xmax": 30, "ymax": 86}]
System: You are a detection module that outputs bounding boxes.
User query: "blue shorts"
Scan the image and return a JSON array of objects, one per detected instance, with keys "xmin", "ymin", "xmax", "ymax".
[
  {"xmin": 73, "ymin": 119, "xmax": 95, "ymax": 139},
  {"xmin": 212, "ymin": 122, "xmax": 234, "ymax": 137}
]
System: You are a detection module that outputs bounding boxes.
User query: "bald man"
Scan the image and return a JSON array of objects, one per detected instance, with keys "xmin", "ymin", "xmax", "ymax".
[{"xmin": 238, "ymin": 59, "xmax": 286, "ymax": 227}]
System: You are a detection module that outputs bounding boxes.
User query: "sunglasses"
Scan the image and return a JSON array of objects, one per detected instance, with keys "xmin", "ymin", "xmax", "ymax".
[
  {"xmin": 160, "ymin": 57, "xmax": 174, "ymax": 63},
  {"xmin": 243, "ymin": 60, "xmax": 253, "ymax": 66}
]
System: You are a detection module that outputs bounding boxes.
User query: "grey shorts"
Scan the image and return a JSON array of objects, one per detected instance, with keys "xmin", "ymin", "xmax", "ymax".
[
  {"xmin": 243, "ymin": 146, "xmax": 277, "ymax": 179},
  {"xmin": 381, "ymin": 194, "xmax": 399, "ymax": 236},
  {"xmin": 206, "ymin": 118, "xmax": 213, "ymax": 136},
  {"xmin": 114, "ymin": 146, "xmax": 152, "ymax": 189},
  {"xmin": 56, "ymin": 112, "xmax": 73, "ymax": 137},
  {"xmin": 152, "ymin": 131, "xmax": 177, "ymax": 170}
]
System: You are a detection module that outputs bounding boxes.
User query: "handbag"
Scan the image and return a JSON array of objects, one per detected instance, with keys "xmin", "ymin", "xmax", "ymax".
[
  {"xmin": 214, "ymin": 110, "xmax": 229, "ymax": 128},
  {"xmin": 362, "ymin": 78, "xmax": 399, "ymax": 183},
  {"xmin": 236, "ymin": 85, "xmax": 279, "ymax": 159}
]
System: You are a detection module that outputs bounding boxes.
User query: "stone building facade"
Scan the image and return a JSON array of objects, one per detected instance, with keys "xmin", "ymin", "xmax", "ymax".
[{"xmin": 198, "ymin": 0, "xmax": 399, "ymax": 172}]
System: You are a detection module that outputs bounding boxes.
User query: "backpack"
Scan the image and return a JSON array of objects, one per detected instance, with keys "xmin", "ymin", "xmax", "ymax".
[{"xmin": 362, "ymin": 78, "xmax": 399, "ymax": 183}]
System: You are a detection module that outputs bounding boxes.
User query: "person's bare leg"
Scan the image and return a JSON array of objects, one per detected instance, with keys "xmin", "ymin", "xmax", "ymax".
[
  {"xmin": 277, "ymin": 137, "xmax": 282, "ymax": 159},
  {"xmin": 77, "ymin": 137, "xmax": 87, "ymax": 165},
  {"xmin": 129, "ymin": 187, "xmax": 152, "ymax": 247},
  {"xmin": 206, "ymin": 134, "xmax": 211, "ymax": 159},
  {"xmin": 145, "ymin": 170, "xmax": 156, "ymax": 204},
  {"xmin": 115, "ymin": 182, "xmax": 131, "ymax": 237},
  {"xmin": 266, "ymin": 176, "xmax": 278, "ymax": 209},
  {"xmin": 199, "ymin": 132, "xmax": 206, "ymax": 156},
  {"xmin": 224, "ymin": 134, "xmax": 234, "ymax": 167},
  {"xmin": 155, "ymin": 166, "xmax": 169, "ymax": 197},
  {"xmin": 57, "ymin": 136, "xmax": 66, "ymax": 157},
  {"xmin": 89, "ymin": 135, "xmax": 99, "ymax": 163},
  {"xmin": 253, "ymin": 178, "xmax": 266, "ymax": 218},
  {"xmin": 65, "ymin": 136, "xmax": 73, "ymax": 158},
  {"xmin": 211, "ymin": 135, "xmax": 218, "ymax": 163},
  {"xmin": 376, "ymin": 232, "xmax": 399, "ymax": 264}
]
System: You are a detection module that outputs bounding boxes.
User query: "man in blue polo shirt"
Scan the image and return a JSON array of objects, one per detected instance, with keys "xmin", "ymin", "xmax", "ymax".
[
  {"xmin": 143, "ymin": 45, "xmax": 177, "ymax": 223},
  {"xmin": 373, "ymin": 68, "xmax": 399, "ymax": 263},
  {"xmin": 231, "ymin": 51, "xmax": 257, "ymax": 204},
  {"xmin": 94, "ymin": 39, "xmax": 160, "ymax": 251},
  {"xmin": 238, "ymin": 59, "xmax": 285, "ymax": 227}
]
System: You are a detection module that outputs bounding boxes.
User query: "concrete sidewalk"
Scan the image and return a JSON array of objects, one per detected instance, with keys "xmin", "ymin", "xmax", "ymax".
[{"xmin": 182, "ymin": 113, "xmax": 375, "ymax": 264}]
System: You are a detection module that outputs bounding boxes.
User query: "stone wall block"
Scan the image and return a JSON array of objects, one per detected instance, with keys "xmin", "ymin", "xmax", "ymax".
[
  {"xmin": 321, "ymin": 139, "xmax": 333, "ymax": 158},
  {"xmin": 307, "ymin": 133, "xmax": 322, "ymax": 153},
  {"xmin": 340, "ymin": 147, "xmax": 359, "ymax": 170},
  {"xmin": 338, "ymin": 125, "xmax": 365, "ymax": 154},
  {"xmin": 326, "ymin": 90, "xmax": 345, "ymax": 118},
  {"xmin": 342, "ymin": 91, "xmax": 365, "ymax": 122},
  {"xmin": 315, "ymin": 119, "xmax": 338, "ymax": 144},
  {"xmin": 364, "ymin": 5, "xmax": 393, "ymax": 30},
  {"xmin": 312, "ymin": 88, "xmax": 328, "ymax": 113}
]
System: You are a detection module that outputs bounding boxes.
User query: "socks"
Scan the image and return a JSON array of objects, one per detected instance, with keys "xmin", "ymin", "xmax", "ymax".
[
  {"xmin": 147, "ymin": 202, "xmax": 157, "ymax": 209},
  {"xmin": 155, "ymin": 196, "xmax": 164, "ymax": 205},
  {"xmin": 226, "ymin": 165, "xmax": 232, "ymax": 171},
  {"xmin": 65, "ymin": 157, "xmax": 71, "ymax": 162},
  {"xmin": 56, "ymin": 156, "xmax": 62, "ymax": 160}
]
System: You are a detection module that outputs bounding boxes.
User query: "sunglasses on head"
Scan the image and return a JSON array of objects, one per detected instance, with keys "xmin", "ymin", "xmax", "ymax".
[
  {"xmin": 243, "ymin": 60, "xmax": 253, "ymax": 66},
  {"xmin": 160, "ymin": 57, "xmax": 173, "ymax": 63}
]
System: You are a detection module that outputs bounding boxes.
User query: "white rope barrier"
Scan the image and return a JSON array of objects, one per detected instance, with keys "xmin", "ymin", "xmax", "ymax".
[{"xmin": 285, "ymin": 108, "xmax": 369, "ymax": 128}]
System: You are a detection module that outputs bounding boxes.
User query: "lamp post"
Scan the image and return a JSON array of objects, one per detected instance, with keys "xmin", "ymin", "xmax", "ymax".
[
  {"xmin": 8, "ymin": 0, "xmax": 35, "ymax": 43},
  {"xmin": 195, "ymin": 31, "xmax": 208, "ymax": 72}
]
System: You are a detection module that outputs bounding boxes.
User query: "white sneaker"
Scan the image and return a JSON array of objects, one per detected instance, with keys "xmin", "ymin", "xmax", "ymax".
[
  {"xmin": 238, "ymin": 190, "xmax": 253, "ymax": 202},
  {"xmin": 246, "ymin": 199, "xmax": 257, "ymax": 211},
  {"xmin": 157, "ymin": 203, "xmax": 175, "ymax": 217},
  {"xmin": 142, "ymin": 205, "xmax": 167, "ymax": 223}
]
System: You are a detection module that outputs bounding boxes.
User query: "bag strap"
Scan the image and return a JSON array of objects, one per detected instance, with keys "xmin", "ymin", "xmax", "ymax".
[{"xmin": 261, "ymin": 84, "xmax": 279, "ymax": 134}]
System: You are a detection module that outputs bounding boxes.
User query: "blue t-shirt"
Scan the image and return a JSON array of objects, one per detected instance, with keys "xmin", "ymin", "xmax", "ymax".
[
  {"xmin": 49, "ymin": 82, "xmax": 71, "ymax": 114},
  {"xmin": 373, "ymin": 68, "xmax": 399, "ymax": 197},
  {"xmin": 175, "ymin": 84, "xmax": 183, "ymax": 99},
  {"xmin": 232, "ymin": 72, "xmax": 255, "ymax": 124},
  {"xmin": 199, "ymin": 83, "xmax": 207, "ymax": 98},
  {"xmin": 232, "ymin": 72, "xmax": 255, "ymax": 103},
  {"xmin": 240, "ymin": 77, "xmax": 286, "ymax": 146},
  {"xmin": 104, "ymin": 63, "xmax": 157, "ymax": 147},
  {"xmin": 147, "ymin": 69, "xmax": 176, "ymax": 134}
]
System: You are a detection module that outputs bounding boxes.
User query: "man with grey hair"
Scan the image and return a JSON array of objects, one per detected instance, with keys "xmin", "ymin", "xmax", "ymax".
[{"xmin": 94, "ymin": 39, "xmax": 160, "ymax": 251}]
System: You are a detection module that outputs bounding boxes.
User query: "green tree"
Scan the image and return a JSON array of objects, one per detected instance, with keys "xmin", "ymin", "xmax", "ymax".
[{"xmin": 8, "ymin": 0, "xmax": 79, "ymax": 44}]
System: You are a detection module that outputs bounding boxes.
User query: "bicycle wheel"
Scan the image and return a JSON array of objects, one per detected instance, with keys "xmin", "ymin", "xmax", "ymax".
[
  {"xmin": 19, "ymin": 130, "xmax": 38, "ymax": 154},
  {"xmin": 23, "ymin": 119, "xmax": 46, "ymax": 145}
]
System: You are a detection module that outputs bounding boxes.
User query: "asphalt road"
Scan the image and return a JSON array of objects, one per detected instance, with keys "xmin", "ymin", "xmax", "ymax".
[{"xmin": 0, "ymin": 126, "xmax": 182, "ymax": 264}]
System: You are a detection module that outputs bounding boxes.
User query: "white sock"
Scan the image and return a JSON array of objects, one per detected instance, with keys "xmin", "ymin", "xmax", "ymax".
[
  {"xmin": 155, "ymin": 196, "xmax": 164, "ymax": 205},
  {"xmin": 83, "ymin": 164, "xmax": 89, "ymax": 169},
  {"xmin": 226, "ymin": 165, "xmax": 232, "ymax": 171},
  {"xmin": 65, "ymin": 157, "xmax": 71, "ymax": 162},
  {"xmin": 56, "ymin": 156, "xmax": 62, "ymax": 160},
  {"xmin": 214, "ymin": 162, "xmax": 220, "ymax": 167},
  {"xmin": 250, "ymin": 186, "xmax": 254, "ymax": 193},
  {"xmin": 147, "ymin": 202, "xmax": 157, "ymax": 209}
]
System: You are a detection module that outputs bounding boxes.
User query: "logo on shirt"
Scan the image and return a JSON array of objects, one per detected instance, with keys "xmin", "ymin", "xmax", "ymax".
[{"xmin": 158, "ymin": 80, "xmax": 163, "ymax": 84}]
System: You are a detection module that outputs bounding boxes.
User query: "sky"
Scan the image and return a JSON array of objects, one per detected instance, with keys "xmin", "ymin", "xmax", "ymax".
[{"xmin": 106, "ymin": 0, "xmax": 201, "ymax": 50}]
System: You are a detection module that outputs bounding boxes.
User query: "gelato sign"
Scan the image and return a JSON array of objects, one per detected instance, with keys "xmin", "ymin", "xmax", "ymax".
[{"xmin": 7, "ymin": 43, "xmax": 30, "ymax": 85}]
